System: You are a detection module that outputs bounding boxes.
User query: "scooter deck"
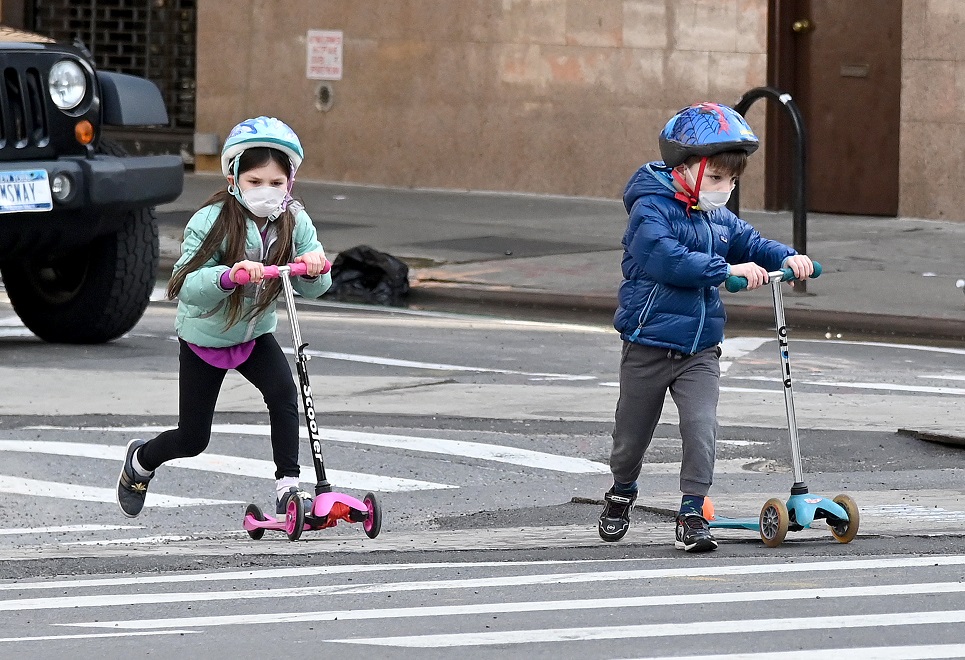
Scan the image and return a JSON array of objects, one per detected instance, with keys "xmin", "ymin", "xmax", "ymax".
[
  {"xmin": 707, "ymin": 515, "xmax": 761, "ymax": 532},
  {"xmin": 243, "ymin": 491, "xmax": 369, "ymax": 533},
  {"xmin": 707, "ymin": 494, "xmax": 850, "ymax": 532}
]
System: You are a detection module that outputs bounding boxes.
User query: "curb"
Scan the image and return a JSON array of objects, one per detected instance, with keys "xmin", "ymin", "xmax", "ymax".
[
  {"xmin": 408, "ymin": 282, "xmax": 965, "ymax": 342},
  {"xmin": 898, "ymin": 428, "xmax": 965, "ymax": 448},
  {"xmin": 571, "ymin": 496, "xmax": 677, "ymax": 518},
  {"xmin": 157, "ymin": 252, "xmax": 965, "ymax": 342}
]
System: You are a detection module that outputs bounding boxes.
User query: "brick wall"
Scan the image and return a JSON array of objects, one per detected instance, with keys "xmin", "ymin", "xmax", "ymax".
[
  {"xmin": 196, "ymin": 0, "xmax": 768, "ymax": 206},
  {"xmin": 900, "ymin": 0, "xmax": 965, "ymax": 220}
]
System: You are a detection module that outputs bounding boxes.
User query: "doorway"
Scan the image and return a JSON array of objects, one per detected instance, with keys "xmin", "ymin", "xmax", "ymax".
[{"xmin": 767, "ymin": 0, "xmax": 902, "ymax": 216}]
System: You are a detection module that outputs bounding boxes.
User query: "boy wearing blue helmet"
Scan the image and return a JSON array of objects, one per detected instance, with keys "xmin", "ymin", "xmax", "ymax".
[
  {"xmin": 116, "ymin": 117, "xmax": 331, "ymax": 518},
  {"xmin": 598, "ymin": 103, "xmax": 814, "ymax": 552}
]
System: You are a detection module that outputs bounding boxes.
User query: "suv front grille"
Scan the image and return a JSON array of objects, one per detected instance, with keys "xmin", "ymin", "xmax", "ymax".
[
  {"xmin": 0, "ymin": 51, "xmax": 91, "ymax": 160},
  {"xmin": 1, "ymin": 66, "xmax": 49, "ymax": 150}
]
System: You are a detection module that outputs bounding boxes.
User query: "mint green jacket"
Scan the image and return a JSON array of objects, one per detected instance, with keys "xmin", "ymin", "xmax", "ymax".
[{"xmin": 173, "ymin": 203, "xmax": 332, "ymax": 347}]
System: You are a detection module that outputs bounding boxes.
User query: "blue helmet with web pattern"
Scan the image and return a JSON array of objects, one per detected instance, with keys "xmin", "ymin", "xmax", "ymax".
[{"xmin": 659, "ymin": 103, "xmax": 759, "ymax": 168}]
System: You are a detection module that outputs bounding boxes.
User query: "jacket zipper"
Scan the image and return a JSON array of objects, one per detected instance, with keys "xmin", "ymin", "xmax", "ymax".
[
  {"xmin": 627, "ymin": 284, "xmax": 659, "ymax": 342},
  {"xmin": 242, "ymin": 221, "xmax": 273, "ymax": 342}
]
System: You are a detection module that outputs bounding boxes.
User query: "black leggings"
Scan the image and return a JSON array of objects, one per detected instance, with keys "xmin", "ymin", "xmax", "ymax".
[{"xmin": 139, "ymin": 334, "xmax": 300, "ymax": 479}]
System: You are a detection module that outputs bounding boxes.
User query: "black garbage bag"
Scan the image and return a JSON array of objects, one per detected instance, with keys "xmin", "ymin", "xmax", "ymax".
[{"xmin": 326, "ymin": 245, "xmax": 410, "ymax": 306}]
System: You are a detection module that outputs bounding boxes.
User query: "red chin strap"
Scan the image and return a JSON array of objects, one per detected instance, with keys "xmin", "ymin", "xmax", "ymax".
[{"xmin": 671, "ymin": 157, "xmax": 707, "ymax": 213}]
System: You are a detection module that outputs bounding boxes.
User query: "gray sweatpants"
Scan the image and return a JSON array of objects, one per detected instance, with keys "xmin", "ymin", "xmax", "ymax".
[{"xmin": 610, "ymin": 341, "xmax": 721, "ymax": 496}]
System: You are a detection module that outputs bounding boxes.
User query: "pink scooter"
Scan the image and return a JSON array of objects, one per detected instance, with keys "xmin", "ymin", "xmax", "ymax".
[{"xmin": 236, "ymin": 261, "xmax": 382, "ymax": 541}]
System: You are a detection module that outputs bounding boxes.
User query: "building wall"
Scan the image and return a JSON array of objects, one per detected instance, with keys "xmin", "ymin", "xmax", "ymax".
[
  {"xmin": 195, "ymin": 0, "xmax": 769, "ymax": 206},
  {"xmin": 900, "ymin": 0, "xmax": 965, "ymax": 220}
]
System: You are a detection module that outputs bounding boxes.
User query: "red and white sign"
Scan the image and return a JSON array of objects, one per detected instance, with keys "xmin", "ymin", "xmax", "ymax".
[{"xmin": 307, "ymin": 30, "xmax": 343, "ymax": 80}]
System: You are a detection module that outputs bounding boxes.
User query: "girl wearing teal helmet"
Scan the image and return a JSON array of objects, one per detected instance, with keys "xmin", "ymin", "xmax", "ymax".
[{"xmin": 116, "ymin": 116, "xmax": 331, "ymax": 519}]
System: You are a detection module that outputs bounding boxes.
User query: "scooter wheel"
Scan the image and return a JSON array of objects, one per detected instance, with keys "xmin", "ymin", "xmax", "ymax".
[
  {"xmin": 759, "ymin": 498, "xmax": 789, "ymax": 548},
  {"xmin": 244, "ymin": 503, "xmax": 266, "ymax": 541},
  {"xmin": 285, "ymin": 496, "xmax": 305, "ymax": 542},
  {"xmin": 829, "ymin": 494, "xmax": 859, "ymax": 544},
  {"xmin": 362, "ymin": 492, "xmax": 382, "ymax": 539}
]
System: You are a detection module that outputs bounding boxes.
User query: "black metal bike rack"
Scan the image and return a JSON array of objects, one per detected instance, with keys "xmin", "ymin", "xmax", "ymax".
[{"xmin": 727, "ymin": 86, "xmax": 809, "ymax": 292}]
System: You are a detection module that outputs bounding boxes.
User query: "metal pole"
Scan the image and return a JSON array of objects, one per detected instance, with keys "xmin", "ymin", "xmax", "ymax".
[
  {"xmin": 279, "ymin": 266, "xmax": 332, "ymax": 493},
  {"xmin": 771, "ymin": 275, "xmax": 807, "ymax": 493},
  {"xmin": 729, "ymin": 86, "xmax": 809, "ymax": 292}
]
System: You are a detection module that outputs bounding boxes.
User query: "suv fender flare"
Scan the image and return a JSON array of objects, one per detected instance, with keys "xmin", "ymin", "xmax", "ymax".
[{"xmin": 96, "ymin": 71, "xmax": 169, "ymax": 126}]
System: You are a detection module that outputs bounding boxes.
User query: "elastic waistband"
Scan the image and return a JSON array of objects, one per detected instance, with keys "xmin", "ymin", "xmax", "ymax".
[{"xmin": 668, "ymin": 345, "xmax": 722, "ymax": 359}]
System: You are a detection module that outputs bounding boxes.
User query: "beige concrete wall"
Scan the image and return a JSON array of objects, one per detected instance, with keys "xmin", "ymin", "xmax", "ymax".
[
  {"xmin": 900, "ymin": 0, "xmax": 965, "ymax": 220},
  {"xmin": 196, "ymin": 0, "xmax": 768, "ymax": 206}
]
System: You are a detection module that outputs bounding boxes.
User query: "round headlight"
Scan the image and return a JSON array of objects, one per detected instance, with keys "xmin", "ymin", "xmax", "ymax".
[{"xmin": 48, "ymin": 60, "xmax": 87, "ymax": 110}]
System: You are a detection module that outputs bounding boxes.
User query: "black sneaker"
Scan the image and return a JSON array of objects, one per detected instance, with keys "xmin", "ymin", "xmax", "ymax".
[
  {"xmin": 598, "ymin": 488, "xmax": 637, "ymax": 541},
  {"xmin": 276, "ymin": 487, "xmax": 312, "ymax": 515},
  {"xmin": 116, "ymin": 439, "xmax": 153, "ymax": 518},
  {"xmin": 675, "ymin": 513, "xmax": 718, "ymax": 552}
]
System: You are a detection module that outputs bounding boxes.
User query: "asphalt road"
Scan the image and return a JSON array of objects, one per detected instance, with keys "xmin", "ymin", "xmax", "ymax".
[{"xmin": 1, "ymin": 292, "xmax": 964, "ymax": 657}]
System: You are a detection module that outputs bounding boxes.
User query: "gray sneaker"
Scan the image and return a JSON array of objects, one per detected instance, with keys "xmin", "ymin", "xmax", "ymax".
[{"xmin": 116, "ymin": 439, "xmax": 153, "ymax": 518}]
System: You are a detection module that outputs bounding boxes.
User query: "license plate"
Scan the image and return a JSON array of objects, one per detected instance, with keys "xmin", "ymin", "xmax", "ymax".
[{"xmin": 0, "ymin": 169, "xmax": 53, "ymax": 213}]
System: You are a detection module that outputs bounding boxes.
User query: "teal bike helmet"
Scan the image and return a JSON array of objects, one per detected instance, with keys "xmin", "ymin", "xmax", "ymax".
[
  {"xmin": 221, "ymin": 116, "xmax": 304, "ymax": 178},
  {"xmin": 659, "ymin": 102, "xmax": 758, "ymax": 168}
]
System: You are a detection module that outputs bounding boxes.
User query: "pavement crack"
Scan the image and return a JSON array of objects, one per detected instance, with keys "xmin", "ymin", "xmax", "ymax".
[{"xmin": 354, "ymin": 378, "xmax": 458, "ymax": 395}]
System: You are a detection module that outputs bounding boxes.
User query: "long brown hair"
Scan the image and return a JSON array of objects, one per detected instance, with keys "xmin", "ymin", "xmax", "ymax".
[{"xmin": 167, "ymin": 147, "xmax": 296, "ymax": 329}]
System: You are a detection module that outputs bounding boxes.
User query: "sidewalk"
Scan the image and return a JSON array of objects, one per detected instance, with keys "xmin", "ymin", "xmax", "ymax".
[{"xmin": 158, "ymin": 173, "xmax": 965, "ymax": 341}]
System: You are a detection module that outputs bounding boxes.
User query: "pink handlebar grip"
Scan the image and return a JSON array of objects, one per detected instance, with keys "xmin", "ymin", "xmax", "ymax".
[{"xmin": 232, "ymin": 259, "xmax": 331, "ymax": 285}]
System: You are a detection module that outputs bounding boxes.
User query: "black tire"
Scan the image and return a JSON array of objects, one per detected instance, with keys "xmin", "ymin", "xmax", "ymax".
[
  {"xmin": 363, "ymin": 492, "xmax": 382, "ymax": 539},
  {"xmin": 244, "ymin": 503, "xmax": 266, "ymax": 541},
  {"xmin": 1, "ymin": 206, "xmax": 159, "ymax": 343}
]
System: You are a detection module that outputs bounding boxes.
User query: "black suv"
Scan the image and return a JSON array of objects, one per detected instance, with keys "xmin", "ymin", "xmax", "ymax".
[{"xmin": 0, "ymin": 26, "xmax": 183, "ymax": 343}]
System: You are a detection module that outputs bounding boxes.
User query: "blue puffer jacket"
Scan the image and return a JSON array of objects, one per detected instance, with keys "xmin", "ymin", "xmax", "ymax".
[{"xmin": 614, "ymin": 162, "xmax": 795, "ymax": 354}]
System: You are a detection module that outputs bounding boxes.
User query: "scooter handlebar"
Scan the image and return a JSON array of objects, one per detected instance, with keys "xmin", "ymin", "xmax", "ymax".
[
  {"xmin": 232, "ymin": 260, "xmax": 332, "ymax": 285},
  {"xmin": 724, "ymin": 261, "xmax": 822, "ymax": 293}
]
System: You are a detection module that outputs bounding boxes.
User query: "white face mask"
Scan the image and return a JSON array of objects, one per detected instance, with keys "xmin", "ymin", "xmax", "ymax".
[
  {"xmin": 239, "ymin": 186, "xmax": 287, "ymax": 219},
  {"xmin": 697, "ymin": 189, "xmax": 731, "ymax": 212}
]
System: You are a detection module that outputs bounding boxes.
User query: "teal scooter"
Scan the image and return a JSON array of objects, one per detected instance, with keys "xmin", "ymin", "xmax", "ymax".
[{"xmin": 708, "ymin": 262, "xmax": 859, "ymax": 547}]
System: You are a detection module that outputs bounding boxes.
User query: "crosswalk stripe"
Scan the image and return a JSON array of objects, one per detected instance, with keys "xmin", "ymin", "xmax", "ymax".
[
  {"xmin": 0, "ymin": 475, "xmax": 239, "ymax": 508},
  {"xmin": 0, "ymin": 315, "xmax": 32, "ymax": 337},
  {"xmin": 0, "ymin": 630, "xmax": 199, "ymax": 644},
  {"xmin": 0, "ymin": 439, "xmax": 453, "ymax": 492},
  {"xmin": 10, "ymin": 554, "xmax": 965, "ymax": 593},
  {"xmin": 30, "ymin": 424, "xmax": 610, "ymax": 474},
  {"xmin": 298, "ymin": 346, "xmax": 597, "ymax": 381},
  {"xmin": 627, "ymin": 644, "xmax": 965, "ymax": 660},
  {"xmin": 326, "ymin": 610, "xmax": 965, "ymax": 647},
  {"xmin": 0, "ymin": 558, "xmax": 639, "ymax": 591},
  {"xmin": 0, "ymin": 524, "xmax": 142, "ymax": 536},
  {"xmin": 62, "ymin": 534, "xmax": 223, "ymax": 546},
  {"xmin": 798, "ymin": 338, "xmax": 965, "ymax": 356},
  {"xmin": 14, "ymin": 556, "xmax": 965, "ymax": 613},
  {"xmin": 0, "ymin": 327, "xmax": 33, "ymax": 338},
  {"xmin": 8, "ymin": 554, "xmax": 963, "ymax": 658},
  {"xmin": 730, "ymin": 375, "xmax": 965, "ymax": 396},
  {"xmin": 67, "ymin": 581, "xmax": 965, "ymax": 630}
]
